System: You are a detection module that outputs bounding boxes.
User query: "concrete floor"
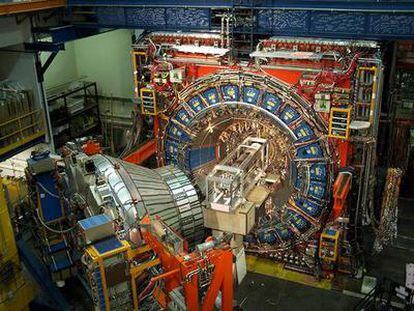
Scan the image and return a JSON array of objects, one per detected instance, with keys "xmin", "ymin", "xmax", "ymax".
[
  {"xmin": 366, "ymin": 198, "xmax": 414, "ymax": 285},
  {"xmin": 236, "ymin": 272, "xmax": 360, "ymax": 311},
  {"xmin": 235, "ymin": 198, "xmax": 414, "ymax": 311}
]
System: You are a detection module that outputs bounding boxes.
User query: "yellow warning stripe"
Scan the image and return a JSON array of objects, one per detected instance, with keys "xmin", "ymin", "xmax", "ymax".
[{"xmin": 246, "ymin": 255, "xmax": 332, "ymax": 290}]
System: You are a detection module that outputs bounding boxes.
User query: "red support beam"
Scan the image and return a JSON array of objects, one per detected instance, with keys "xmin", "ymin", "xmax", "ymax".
[
  {"xmin": 123, "ymin": 115, "xmax": 159, "ymax": 165},
  {"xmin": 122, "ymin": 139, "xmax": 156, "ymax": 165},
  {"xmin": 332, "ymin": 172, "xmax": 352, "ymax": 220}
]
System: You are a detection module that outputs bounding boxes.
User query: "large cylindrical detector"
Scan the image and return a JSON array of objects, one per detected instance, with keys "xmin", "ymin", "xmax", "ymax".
[{"xmin": 67, "ymin": 154, "xmax": 204, "ymax": 244}]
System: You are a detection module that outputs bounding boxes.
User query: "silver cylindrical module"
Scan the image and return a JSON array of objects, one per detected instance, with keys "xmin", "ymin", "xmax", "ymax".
[
  {"xmin": 196, "ymin": 240, "xmax": 216, "ymax": 253},
  {"xmin": 69, "ymin": 154, "xmax": 204, "ymax": 245}
]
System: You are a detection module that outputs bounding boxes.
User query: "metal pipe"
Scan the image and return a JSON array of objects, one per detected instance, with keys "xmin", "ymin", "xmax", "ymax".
[
  {"xmin": 34, "ymin": 50, "xmax": 55, "ymax": 152},
  {"xmin": 150, "ymin": 268, "xmax": 180, "ymax": 283},
  {"xmin": 220, "ymin": 15, "xmax": 225, "ymax": 48},
  {"xmin": 196, "ymin": 240, "xmax": 216, "ymax": 252},
  {"xmin": 226, "ymin": 15, "xmax": 230, "ymax": 49}
]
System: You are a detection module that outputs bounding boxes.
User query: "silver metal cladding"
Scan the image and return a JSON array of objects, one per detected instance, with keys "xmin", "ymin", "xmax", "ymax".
[{"xmin": 74, "ymin": 154, "xmax": 204, "ymax": 244}]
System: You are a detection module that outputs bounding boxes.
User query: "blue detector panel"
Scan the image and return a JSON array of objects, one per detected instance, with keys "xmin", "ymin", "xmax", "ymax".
[
  {"xmin": 221, "ymin": 84, "xmax": 239, "ymax": 101},
  {"xmin": 262, "ymin": 92, "xmax": 282, "ymax": 114},
  {"xmin": 165, "ymin": 140, "xmax": 179, "ymax": 165},
  {"xmin": 309, "ymin": 162, "xmax": 327, "ymax": 182},
  {"xmin": 93, "ymin": 268, "xmax": 105, "ymax": 310},
  {"xmin": 44, "ymin": 240, "xmax": 67, "ymax": 255},
  {"xmin": 50, "ymin": 252, "xmax": 73, "ymax": 272},
  {"xmin": 274, "ymin": 223, "xmax": 294, "ymax": 241},
  {"xmin": 257, "ymin": 229, "xmax": 280, "ymax": 244},
  {"xmin": 286, "ymin": 210, "xmax": 311, "ymax": 232},
  {"xmin": 202, "ymin": 88, "xmax": 220, "ymax": 106},
  {"xmin": 295, "ymin": 198, "xmax": 323, "ymax": 218},
  {"xmin": 175, "ymin": 109, "xmax": 192, "ymax": 126},
  {"xmin": 187, "ymin": 95, "xmax": 206, "ymax": 113},
  {"xmin": 308, "ymin": 180, "xmax": 326, "ymax": 200},
  {"xmin": 242, "ymin": 86, "xmax": 260, "ymax": 104},
  {"xmin": 280, "ymin": 105, "xmax": 300, "ymax": 125},
  {"xmin": 37, "ymin": 174, "xmax": 63, "ymax": 222},
  {"xmin": 167, "ymin": 124, "xmax": 191, "ymax": 142},
  {"xmin": 296, "ymin": 142, "xmax": 324, "ymax": 159},
  {"xmin": 93, "ymin": 236, "xmax": 123, "ymax": 255},
  {"xmin": 78, "ymin": 214, "xmax": 111, "ymax": 231},
  {"xmin": 186, "ymin": 146, "xmax": 216, "ymax": 170},
  {"xmin": 294, "ymin": 174, "xmax": 304, "ymax": 191},
  {"xmin": 294, "ymin": 121, "xmax": 315, "ymax": 142}
]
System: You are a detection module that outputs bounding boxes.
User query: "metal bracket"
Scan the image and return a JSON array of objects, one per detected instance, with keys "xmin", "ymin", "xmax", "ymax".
[{"xmin": 41, "ymin": 51, "xmax": 58, "ymax": 76}]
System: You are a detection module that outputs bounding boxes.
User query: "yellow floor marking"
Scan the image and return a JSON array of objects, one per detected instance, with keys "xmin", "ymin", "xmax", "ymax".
[{"xmin": 246, "ymin": 255, "xmax": 332, "ymax": 290}]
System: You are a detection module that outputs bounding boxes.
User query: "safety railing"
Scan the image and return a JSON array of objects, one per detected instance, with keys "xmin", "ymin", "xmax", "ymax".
[
  {"xmin": 354, "ymin": 277, "xmax": 413, "ymax": 311},
  {"xmin": 0, "ymin": 108, "xmax": 45, "ymax": 157}
]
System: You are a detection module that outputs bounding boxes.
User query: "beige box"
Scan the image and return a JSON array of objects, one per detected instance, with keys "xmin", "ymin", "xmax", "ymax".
[{"xmin": 203, "ymin": 202, "xmax": 255, "ymax": 235}]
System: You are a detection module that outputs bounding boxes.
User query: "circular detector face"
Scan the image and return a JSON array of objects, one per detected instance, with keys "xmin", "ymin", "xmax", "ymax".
[{"xmin": 158, "ymin": 70, "xmax": 333, "ymax": 250}]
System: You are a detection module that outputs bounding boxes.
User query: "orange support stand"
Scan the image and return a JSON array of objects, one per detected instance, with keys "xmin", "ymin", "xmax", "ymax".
[
  {"xmin": 182, "ymin": 249, "xmax": 233, "ymax": 311},
  {"xmin": 337, "ymin": 140, "xmax": 352, "ymax": 168},
  {"xmin": 332, "ymin": 171, "xmax": 352, "ymax": 220},
  {"xmin": 140, "ymin": 216, "xmax": 234, "ymax": 311},
  {"xmin": 201, "ymin": 251, "xmax": 233, "ymax": 311}
]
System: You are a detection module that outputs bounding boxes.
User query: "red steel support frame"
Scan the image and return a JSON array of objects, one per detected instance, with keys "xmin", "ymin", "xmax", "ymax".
[
  {"xmin": 140, "ymin": 216, "xmax": 233, "ymax": 311},
  {"xmin": 122, "ymin": 139, "xmax": 156, "ymax": 164},
  {"xmin": 332, "ymin": 172, "xmax": 352, "ymax": 220},
  {"xmin": 122, "ymin": 116, "xmax": 159, "ymax": 165}
]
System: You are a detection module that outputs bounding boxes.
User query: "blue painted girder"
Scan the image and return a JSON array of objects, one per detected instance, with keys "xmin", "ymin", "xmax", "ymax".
[
  {"xmin": 66, "ymin": 0, "xmax": 414, "ymax": 11},
  {"xmin": 66, "ymin": 0, "xmax": 414, "ymax": 39},
  {"xmin": 26, "ymin": 26, "xmax": 113, "ymax": 52}
]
